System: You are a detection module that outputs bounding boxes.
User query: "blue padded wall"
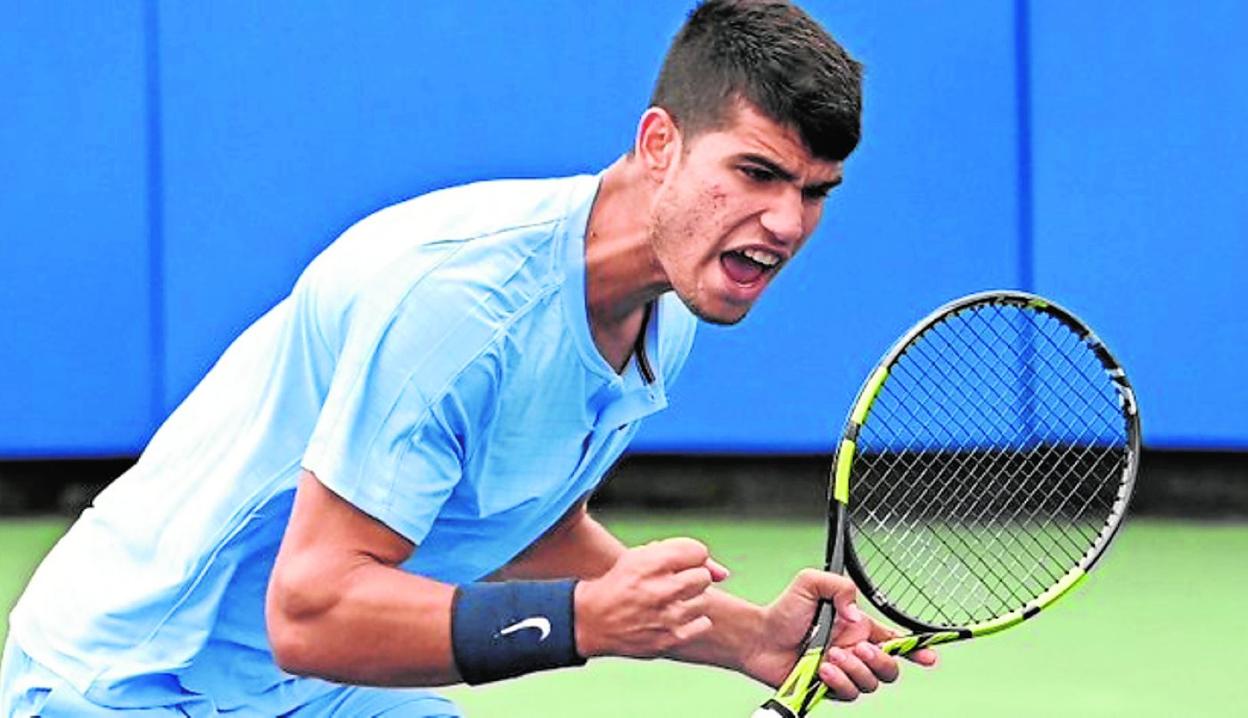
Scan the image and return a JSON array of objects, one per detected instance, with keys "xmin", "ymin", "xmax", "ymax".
[
  {"xmin": 156, "ymin": 1, "xmax": 666, "ymax": 411},
  {"xmin": 639, "ymin": 1, "xmax": 1022, "ymax": 451},
  {"xmin": 1030, "ymin": 1, "xmax": 1248, "ymax": 449},
  {"xmin": 2, "ymin": 1, "xmax": 1244, "ymax": 457},
  {"xmin": 0, "ymin": 1, "xmax": 154, "ymax": 456},
  {"xmin": 152, "ymin": 1, "xmax": 1019, "ymax": 453}
]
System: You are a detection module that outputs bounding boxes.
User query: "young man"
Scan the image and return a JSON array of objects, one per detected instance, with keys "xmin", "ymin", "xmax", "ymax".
[{"xmin": 1, "ymin": 2, "xmax": 935, "ymax": 715}]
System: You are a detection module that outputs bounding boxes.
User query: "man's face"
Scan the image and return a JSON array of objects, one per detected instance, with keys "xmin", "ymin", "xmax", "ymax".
[{"xmin": 648, "ymin": 101, "xmax": 844, "ymax": 325}]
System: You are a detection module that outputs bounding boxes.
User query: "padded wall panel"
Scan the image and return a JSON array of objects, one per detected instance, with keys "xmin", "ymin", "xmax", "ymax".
[
  {"xmin": 1030, "ymin": 2, "xmax": 1248, "ymax": 448},
  {"xmin": 157, "ymin": 1, "xmax": 670, "ymax": 411},
  {"xmin": 0, "ymin": 1, "xmax": 153, "ymax": 457},
  {"xmin": 638, "ymin": 1, "xmax": 1023, "ymax": 451}
]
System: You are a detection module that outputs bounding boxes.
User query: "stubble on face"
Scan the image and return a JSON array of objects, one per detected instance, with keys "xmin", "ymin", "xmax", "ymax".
[
  {"xmin": 647, "ymin": 175, "xmax": 750, "ymax": 326},
  {"xmin": 642, "ymin": 102, "xmax": 844, "ymax": 327}
]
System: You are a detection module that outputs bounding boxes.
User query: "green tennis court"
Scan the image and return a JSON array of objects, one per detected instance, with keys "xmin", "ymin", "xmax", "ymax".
[{"xmin": 2, "ymin": 514, "xmax": 1243, "ymax": 716}]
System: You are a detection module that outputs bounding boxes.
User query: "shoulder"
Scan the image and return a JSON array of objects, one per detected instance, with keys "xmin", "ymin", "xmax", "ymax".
[
  {"xmin": 299, "ymin": 176, "xmax": 596, "ymax": 316},
  {"xmin": 294, "ymin": 174, "xmax": 599, "ymax": 367},
  {"xmin": 333, "ymin": 174, "xmax": 596, "ymax": 258}
]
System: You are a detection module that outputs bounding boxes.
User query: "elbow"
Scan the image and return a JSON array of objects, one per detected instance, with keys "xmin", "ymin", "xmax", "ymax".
[
  {"xmin": 266, "ymin": 568, "xmax": 333, "ymax": 676},
  {"xmin": 267, "ymin": 609, "xmax": 315, "ymax": 675}
]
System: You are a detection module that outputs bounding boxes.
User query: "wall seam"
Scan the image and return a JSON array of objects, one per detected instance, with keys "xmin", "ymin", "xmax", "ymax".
[{"xmin": 1014, "ymin": 0, "xmax": 1035, "ymax": 292}]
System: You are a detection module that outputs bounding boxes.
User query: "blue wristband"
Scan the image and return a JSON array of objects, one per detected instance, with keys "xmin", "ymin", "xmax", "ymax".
[{"xmin": 450, "ymin": 579, "xmax": 586, "ymax": 685}]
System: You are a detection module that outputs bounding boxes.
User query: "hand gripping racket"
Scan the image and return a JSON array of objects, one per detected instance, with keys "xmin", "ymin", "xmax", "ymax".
[{"xmin": 753, "ymin": 290, "xmax": 1140, "ymax": 717}]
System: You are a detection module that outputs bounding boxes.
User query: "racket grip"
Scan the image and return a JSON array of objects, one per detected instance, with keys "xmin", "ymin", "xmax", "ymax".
[
  {"xmin": 807, "ymin": 598, "xmax": 838, "ymax": 648},
  {"xmin": 751, "ymin": 599, "xmax": 838, "ymax": 717}
]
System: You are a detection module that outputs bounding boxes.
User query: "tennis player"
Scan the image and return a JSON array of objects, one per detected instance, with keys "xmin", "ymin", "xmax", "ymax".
[{"xmin": 1, "ymin": 2, "xmax": 935, "ymax": 715}]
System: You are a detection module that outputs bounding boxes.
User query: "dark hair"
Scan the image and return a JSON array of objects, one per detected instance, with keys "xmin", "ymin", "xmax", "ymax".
[{"xmin": 650, "ymin": 0, "xmax": 863, "ymax": 161}]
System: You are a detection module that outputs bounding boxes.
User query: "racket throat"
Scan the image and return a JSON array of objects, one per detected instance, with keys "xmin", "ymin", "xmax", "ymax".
[
  {"xmin": 808, "ymin": 500, "xmax": 850, "ymax": 650},
  {"xmin": 767, "ymin": 646, "xmax": 829, "ymax": 718}
]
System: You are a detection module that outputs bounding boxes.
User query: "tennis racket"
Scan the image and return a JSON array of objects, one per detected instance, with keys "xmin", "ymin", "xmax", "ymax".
[{"xmin": 753, "ymin": 290, "xmax": 1140, "ymax": 718}]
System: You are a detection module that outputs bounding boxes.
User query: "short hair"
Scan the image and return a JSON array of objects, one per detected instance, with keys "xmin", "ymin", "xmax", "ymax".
[{"xmin": 651, "ymin": 0, "xmax": 864, "ymax": 161}]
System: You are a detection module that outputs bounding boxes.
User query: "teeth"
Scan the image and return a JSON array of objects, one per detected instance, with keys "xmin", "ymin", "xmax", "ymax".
[{"xmin": 742, "ymin": 248, "xmax": 781, "ymax": 267}]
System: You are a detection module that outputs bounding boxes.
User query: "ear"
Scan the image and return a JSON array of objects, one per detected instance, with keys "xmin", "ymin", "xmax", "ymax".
[{"xmin": 634, "ymin": 107, "xmax": 683, "ymax": 182}]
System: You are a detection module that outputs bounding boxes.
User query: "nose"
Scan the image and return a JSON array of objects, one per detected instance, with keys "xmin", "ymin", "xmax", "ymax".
[{"xmin": 759, "ymin": 187, "xmax": 804, "ymax": 246}]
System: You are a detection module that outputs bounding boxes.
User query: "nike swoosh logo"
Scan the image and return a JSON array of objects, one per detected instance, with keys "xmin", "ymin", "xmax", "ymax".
[{"xmin": 498, "ymin": 616, "xmax": 552, "ymax": 642}]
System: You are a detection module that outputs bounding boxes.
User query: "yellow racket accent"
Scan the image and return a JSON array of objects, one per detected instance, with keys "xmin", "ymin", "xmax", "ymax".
[
  {"xmin": 851, "ymin": 366, "xmax": 889, "ymax": 425},
  {"xmin": 878, "ymin": 568, "xmax": 1091, "ymax": 656},
  {"xmin": 833, "ymin": 440, "xmax": 855, "ymax": 505},
  {"xmin": 971, "ymin": 568, "xmax": 1088, "ymax": 638},
  {"xmin": 771, "ymin": 647, "xmax": 827, "ymax": 715},
  {"xmin": 834, "ymin": 367, "xmax": 889, "ymax": 504}
]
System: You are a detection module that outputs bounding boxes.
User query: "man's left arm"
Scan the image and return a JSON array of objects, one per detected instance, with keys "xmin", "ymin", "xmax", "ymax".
[
  {"xmin": 493, "ymin": 504, "xmax": 754, "ymax": 671},
  {"xmin": 488, "ymin": 503, "xmax": 934, "ymax": 701}
]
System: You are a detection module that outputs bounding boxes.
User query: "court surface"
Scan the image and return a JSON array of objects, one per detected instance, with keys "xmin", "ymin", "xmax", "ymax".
[{"xmin": 2, "ymin": 514, "xmax": 1244, "ymax": 716}]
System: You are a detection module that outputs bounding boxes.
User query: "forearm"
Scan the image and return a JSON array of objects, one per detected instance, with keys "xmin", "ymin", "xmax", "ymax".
[
  {"xmin": 661, "ymin": 586, "xmax": 766, "ymax": 676},
  {"xmin": 273, "ymin": 473, "xmax": 621, "ymax": 689},
  {"xmin": 268, "ymin": 472, "xmax": 466, "ymax": 687},
  {"xmin": 267, "ymin": 555, "xmax": 459, "ymax": 687}
]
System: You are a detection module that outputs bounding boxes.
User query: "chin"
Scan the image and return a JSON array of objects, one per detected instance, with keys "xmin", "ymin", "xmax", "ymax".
[
  {"xmin": 701, "ymin": 313, "xmax": 747, "ymax": 326},
  {"xmin": 684, "ymin": 298, "xmax": 751, "ymax": 326}
]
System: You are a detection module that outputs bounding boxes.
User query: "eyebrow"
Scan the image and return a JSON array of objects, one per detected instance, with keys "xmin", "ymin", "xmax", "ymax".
[{"xmin": 739, "ymin": 153, "xmax": 842, "ymax": 194}]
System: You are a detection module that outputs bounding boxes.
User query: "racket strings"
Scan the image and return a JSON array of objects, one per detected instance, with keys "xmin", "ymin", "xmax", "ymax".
[
  {"xmin": 865, "ymin": 377, "xmax": 1108, "ymax": 570},
  {"xmin": 861, "ymin": 308, "xmax": 1126, "ymax": 615},
  {"xmin": 855, "ymin": 446, "xmax": 1053, "ymax": 622},
  {"xmin": 870, "ymin": 317, "xmax": 1124, "ymax": 602},
  {"xmin": 848, "ymin": 303, "xmax": 1130, "ymax": 628},
  {"xmin": 855, "ymin": 435, "xmax": 1080, "ymax": 619},
  {"xmin": 987, "ymin": 316, "xmax": 1126, "ymax": 440}
]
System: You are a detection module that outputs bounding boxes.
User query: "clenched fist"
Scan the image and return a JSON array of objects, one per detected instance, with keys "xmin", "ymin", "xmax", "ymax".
[{"xmin": 573, "ymin": 537, "xmax": 729, "ymax": 659}]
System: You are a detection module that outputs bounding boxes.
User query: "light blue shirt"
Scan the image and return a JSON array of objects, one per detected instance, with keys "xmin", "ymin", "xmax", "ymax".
[{"xmin": 10, "ymin": 173, "xmax": 697, "ymax": 714}]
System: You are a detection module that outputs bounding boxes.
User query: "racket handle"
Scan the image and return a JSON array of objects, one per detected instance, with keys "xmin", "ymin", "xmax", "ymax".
[
  {"xmin": 807, "ymin": 598, "xmax": 837, "ymax": 648},
  {"xmin": 751, "ymin": 598, "xmax": 838, "ymax": 717}
]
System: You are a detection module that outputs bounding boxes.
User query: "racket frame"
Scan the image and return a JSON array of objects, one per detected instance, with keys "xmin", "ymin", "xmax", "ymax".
[
  {"xmin": 840, "ymin": 291, "xmax": 1139, "ymax": 654},
  {"xmin": 753, "ymin": 290, "xmax": 1141, "ymax": 718}
]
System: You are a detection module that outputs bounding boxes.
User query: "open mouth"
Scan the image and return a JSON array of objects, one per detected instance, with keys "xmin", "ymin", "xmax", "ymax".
[{"xmin": 720, "ymin": 248, "xmax": 781, "ymax": 286}]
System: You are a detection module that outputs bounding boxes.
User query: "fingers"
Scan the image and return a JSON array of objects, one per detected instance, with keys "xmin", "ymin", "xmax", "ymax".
[
  {"xmin": 907, "ymin": 647, "xmax": 939, "ymax": 667},
  {"xmin": 644, "ymin": 537, "xmax": 712, "ymax": 571},
  {"xmin": 794, "ymin": 571, "xmax": 942, "ymax": 672},
  {"xmin": 868, "ymin": 621, "xmax": 939, "ymax": 668},
  {"xmin": 850, "ymin": 641, "xmax": 899, "ymax": 684},
  {"xmin": 578, "ymin": 538, "xmax": 727, "ymax": 659},
  {"xmin": 818, "ymin": 655, "xmax": 863, "ymax": 702},
  {"xmin": 671, "ymin": 565, "xmax": 715, "ymax": 600},
  {"xmin": 665, "ymin": 587, "xmax": 713, "ymax": 643},
  {"xmin": 819, "ymin": 642, "xmax": 899, "ymax": 702},
  {"xmin": 636, "ymin": 538, "xmax": 729, "ymax": 596},
  {"xmin": 783, "ymin": 569, "xmax": 934, "ymax": 703},
  {"xmin": 671, "ymin": 614, "xmax": 713, "ymax": 644},
  {"xmin": 647, "ymin": 537, "xmax": 709, "ymax": 566},
  {"xmin": 792, "ymin": 569, "xmax": 863, "ymax": 620},
  {"xmin": 705, "ymin": 556, "xmax": 731, "ymax": 582},
  {"xmin": 827, "ymin": 579, "xmax": 864, "ymax": 624}
]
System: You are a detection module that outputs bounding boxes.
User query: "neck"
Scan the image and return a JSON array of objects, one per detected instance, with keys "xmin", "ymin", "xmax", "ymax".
[{"xmin": 583, "ymin": 156, "xmax": 669, "ymax": 371}]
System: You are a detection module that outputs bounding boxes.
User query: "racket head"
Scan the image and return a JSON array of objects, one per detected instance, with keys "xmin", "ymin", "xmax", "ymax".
[{"xmin": 832, "ymin": 290, "xmax": 1140, "ymax": 644}]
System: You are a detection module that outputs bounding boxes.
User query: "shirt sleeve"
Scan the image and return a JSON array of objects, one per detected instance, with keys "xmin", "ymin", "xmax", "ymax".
[{"xmin": 301, "ymin": 269, "xmax": 501, "ymax": 546}]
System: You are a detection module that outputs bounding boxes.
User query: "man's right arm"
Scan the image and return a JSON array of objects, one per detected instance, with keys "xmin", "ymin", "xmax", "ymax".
[
  {"xmin": 267, "ymin": 470, "xmax": 724, "ymax": 687},
  {"xmin": 266, "ymin": 470, "xmax": 461, "ymax": 686}
]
